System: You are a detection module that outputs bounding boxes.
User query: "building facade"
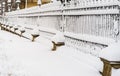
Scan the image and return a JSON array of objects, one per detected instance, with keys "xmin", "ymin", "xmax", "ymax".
[{"xmin": 0, "ymin": 0, "xmax": 51, "ymax": 15}]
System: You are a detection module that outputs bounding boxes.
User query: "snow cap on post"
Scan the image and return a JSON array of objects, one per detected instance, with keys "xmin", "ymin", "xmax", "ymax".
[
  {"xmin": 19, "ymin": 27, "xmax": 25, "ymax": 31},
  {"xmin": 51, "ymin": 31, "xmax": 65, "ymax": 44},
  {"xmin": 31, "ymin": 27, "xmax": 39, "ymax": 42},
  {"xmin": 31, "ymin": 28, "xmax": 39, "ymax": 35},
  {"xmin": 99, "ymin": 41, "xmax": 120, "ymax": 61}
]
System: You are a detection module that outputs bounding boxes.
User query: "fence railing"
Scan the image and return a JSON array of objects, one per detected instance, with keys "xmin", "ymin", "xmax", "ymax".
[{"xmin": 1, "ymin": 0, "xmax": 120, "ymax": 56}]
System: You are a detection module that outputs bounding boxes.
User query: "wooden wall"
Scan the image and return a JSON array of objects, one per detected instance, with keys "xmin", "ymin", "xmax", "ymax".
[{"xmin": 20, "ymin": 0, "xmax": 51, "ymax": 9}]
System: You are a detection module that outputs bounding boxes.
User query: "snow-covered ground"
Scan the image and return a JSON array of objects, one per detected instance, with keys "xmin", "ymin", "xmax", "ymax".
[{"xmin": 0, "ymin": 30, "xmax": 119, "ymax": 76}]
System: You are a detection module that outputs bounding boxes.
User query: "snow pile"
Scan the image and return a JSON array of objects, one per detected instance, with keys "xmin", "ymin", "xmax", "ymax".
[
  {"xmin": 31, "ymin": 28, "xmax": 40, "ymax": 35},
  {"xmin": 51, "ymin": 31, "xmax": 65, "ymax": 43},
  {"xmin": 99, "ymin": 41, "xmax": 120, "ymax": 61},
  {"xmin": 19, "ymin": 27, "xmax": 25, "ymax": 31}
]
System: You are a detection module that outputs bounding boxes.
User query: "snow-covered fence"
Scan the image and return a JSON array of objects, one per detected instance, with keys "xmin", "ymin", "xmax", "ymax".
[{"xmin": 1, "ymin": 0, "xmax": 120, "ymax": 56}]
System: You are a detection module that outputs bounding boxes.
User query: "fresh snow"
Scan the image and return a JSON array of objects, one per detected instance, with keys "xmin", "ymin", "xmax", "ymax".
[
  {"xmin": 0, "ymin": 30, "xmax": 119, "ymax": 76},
  {"xmin": 51, "ymin": 31, "xmax": 65, "ymax": 43},
  {"xmin": 112, "ymin": 68, "xmax": 120, "ymax": 76},
  {"xmin": 0, "ymin": 30, "xmax": 102, "ymax": 76},
  {"xmin": 99, "ymin": 41, "xmax": 120, "ymax": 61},
  {"xmin": 99, "ymin": 41, "xmax": 120, "ymax": 76}
]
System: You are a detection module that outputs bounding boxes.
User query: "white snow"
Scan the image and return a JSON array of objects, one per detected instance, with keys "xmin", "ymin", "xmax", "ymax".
[
  {"xmin": 2, "ymin": 1, "xmax": 120, "ymax": 75},
  {"xmin": 31, "ymin": 28, "xmax": 40, "ymax": 35},
  {"xmin": 112, "ymin": 68, "xmax": 120, "ymax": 76},
  {"xmin": 51, "ymin": 31, "xmax": 65, "ymax": 43},
  {"xmin": 99, "ymin": 41, "xmax": 120, "ymax": 61},
  {"xmin": 99, "ymin": 40, "xmax": 120, "ymax": 76},
  {"xmin": 0, "ymin": 30, "xmax": 103, "ymax": 76},
  {"xmin": 19, "ymin": 27, "xmax": 25, "ymax": 31}
]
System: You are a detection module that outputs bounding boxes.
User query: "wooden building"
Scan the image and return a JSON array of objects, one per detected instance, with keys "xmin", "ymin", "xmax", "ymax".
[
  {"xmin": 20, "ymin": 0, "xmax": 51, "ymax": 9},
  {"xmin": 0, "ymin": 0, "xmax": 51, "ymax": 15}
]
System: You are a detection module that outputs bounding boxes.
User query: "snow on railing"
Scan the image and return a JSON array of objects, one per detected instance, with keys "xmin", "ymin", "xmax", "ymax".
[
  {"xmin": 64, "ymin": 32, "xmax": 115, "ymax": 56},
  {"xmin": 68, "ymin": 0, "xmax": 120, "ymax": 7}
]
